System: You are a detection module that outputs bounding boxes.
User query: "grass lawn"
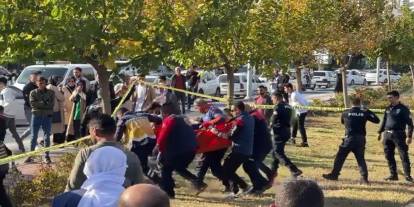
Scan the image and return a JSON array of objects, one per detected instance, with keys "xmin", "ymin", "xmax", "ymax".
[{"xmin": 171, "ymin": 115, "xmax": 414, "ymax": 207}]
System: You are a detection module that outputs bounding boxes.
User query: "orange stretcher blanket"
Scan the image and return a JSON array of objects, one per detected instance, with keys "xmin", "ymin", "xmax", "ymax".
[{"xmin": 196, "ymin": 122, "xmax": 233, "ymax": 153}]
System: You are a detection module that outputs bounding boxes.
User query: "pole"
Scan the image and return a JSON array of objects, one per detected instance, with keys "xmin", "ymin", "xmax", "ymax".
[
  {"xmin": 376, "ymin": 57, "xmax": 381, "ymax": 85},
  {"xmin": 245, "ymin": 62, "xmax": 253, "ymax": 100}
]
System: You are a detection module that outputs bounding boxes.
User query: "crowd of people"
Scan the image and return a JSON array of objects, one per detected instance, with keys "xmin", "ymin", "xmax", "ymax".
[{"xmin": 0, "ymin": 65, "xmax": 413, "ymax": 207}]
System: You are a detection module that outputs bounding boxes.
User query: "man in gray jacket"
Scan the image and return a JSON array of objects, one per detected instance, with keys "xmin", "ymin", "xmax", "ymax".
[{"xmin": 25, "ymin": 76, "xmax": 54, "ymax": 164}]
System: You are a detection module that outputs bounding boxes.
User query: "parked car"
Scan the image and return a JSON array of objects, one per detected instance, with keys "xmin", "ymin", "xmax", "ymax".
[
  {"xmin": 3, "ymin": 86, "xmax": 27, "ymax": 125},
  {"xmin": 197, "ymin": 71, "xmax": 221, "ymax": 96},
  {"xmin": 14, "ymin": 64, "xmax": 97, "ymax": 90},
  {"xmin": 365, "ymin": 69, "xmax": 401, "ymax": 85},
  {"xmin": 346, "ymin": 69, "xmax": 366, "ymax": 85},
  {"xmin": 289, "ymin": 71, "xmax": 316, "ymax": 91},
  {"xmin": 312, "ymin": 71, "xmax": 337, "ymax": 88},
  {"xmin": 217, "ymin": 73, "xmax": 269, "ymax": 97}
]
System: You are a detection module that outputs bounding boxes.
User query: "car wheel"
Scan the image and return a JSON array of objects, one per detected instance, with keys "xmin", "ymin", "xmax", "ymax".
[
  {"xmin": 383, "ymin": 79, "xmax": 388, "ymax": 84},
  {"xmin": 198, "ymin": 89, "xmax": 204, "ymax": 94},
  {"xmin": 363, "ymin": 79, "xmax": 367, "ymax": 85}
]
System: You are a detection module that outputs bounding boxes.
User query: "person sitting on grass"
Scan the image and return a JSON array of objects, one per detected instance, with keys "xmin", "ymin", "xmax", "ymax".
[
  {"xmin": 118, "ymin": 184, "xmax": 170, "ymax": 207},
  {"xmin": 271, "ymin": 179, "xmax": 324, "ymax": 207}
]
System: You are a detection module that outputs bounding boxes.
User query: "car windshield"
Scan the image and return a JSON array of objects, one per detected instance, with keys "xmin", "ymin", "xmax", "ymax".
[
  {"xmin": 16, "ymin": 67, "xmax": 68, "ymax": 84},
  {"xmin": 219, "ymin": 75, "xmax": 240, "ymax": 83},
  {"xmin": 313, "ymin": 72, "xmax": 326, "ymax": 77}
]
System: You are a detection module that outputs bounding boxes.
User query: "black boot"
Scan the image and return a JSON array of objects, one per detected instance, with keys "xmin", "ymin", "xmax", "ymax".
[
  {"xmin": 322, "ymin": 173, "xmax": 338, "ymax": 181},
  {"xmin": 384, "ymin": 175, "xmax": 398, "ymax": 181}
]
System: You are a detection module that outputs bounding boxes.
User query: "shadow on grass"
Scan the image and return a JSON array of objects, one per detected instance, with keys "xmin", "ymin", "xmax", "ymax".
[
  {"xmin": 176, "ymin": 193, "xmax": 273, "ymax": 207},
  {"xmin": 325, "ymin": 197, "xmax": 401, "ymax": 207}
]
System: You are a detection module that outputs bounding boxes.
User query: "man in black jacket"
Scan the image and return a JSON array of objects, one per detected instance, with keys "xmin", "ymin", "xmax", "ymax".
[
  {"xmin": 378, "ymin": 90, "xmax": 413, "ymax": 183},
  {"xmin": 170, "ymin": 67, "xmax": 186, "ymax": 114},
  {"xmin": 270, "ymin": 92, "xmax": 302, "ymax": 179},
  {"xmin": 21, "ymin": 70, "xmax": 40, "ymax": 139},
  {"xmin": 323, "ymin": 97, "xmax": 380, "ymax": 184}
]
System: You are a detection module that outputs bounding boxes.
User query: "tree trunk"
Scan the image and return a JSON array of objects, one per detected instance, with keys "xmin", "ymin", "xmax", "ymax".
[
  {"xmin": 410, "ymin": 64, "xmax": 414, "ymax": 97},
  {"xmin": 295, "ymin": 66, "xmax": 303, "ymax": 92},
  {"xmin": 386, "ymin": 61, "xmax": 391, "ymax": 91},
  {"xmin": 341, "ymin": 55, "xmax": 352, "ymax": 108},
  {"xmin": 97, "ymin": 69, "xmax": 112, "ymax": 114},
  {"xmin": 85, "ymin": 57, "xmax": 112, "ymax": 115},
  {"xmin": 225, "ymin": 66, "xmax": 234, "ymax": 107}
]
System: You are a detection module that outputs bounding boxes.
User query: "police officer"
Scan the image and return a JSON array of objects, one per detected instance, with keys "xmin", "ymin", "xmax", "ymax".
[
  {"xmin": 322, "ymin": 97, "xmax": 380, "ymax": 184},
  {"xmin": 378, "ymin": 90, "xmax": 413, "ymax": 183},
  {"xmin": 270, "ymin": 92, "xmax": 302, "ymax": 179}
]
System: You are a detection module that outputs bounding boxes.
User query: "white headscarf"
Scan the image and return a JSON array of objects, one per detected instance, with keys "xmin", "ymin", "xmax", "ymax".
[{"xmin": 77, "ymin": 146, "xmax": 128, "ymax": 207}]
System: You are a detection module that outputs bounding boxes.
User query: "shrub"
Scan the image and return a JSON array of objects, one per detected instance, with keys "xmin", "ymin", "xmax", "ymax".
[
  {"xmin": 392, "ymin": 73, "xmax": 412, "ymax": 92},
  {"xmin": 10, "ymin": 153, "xmax": 76, "ymax": 207}
]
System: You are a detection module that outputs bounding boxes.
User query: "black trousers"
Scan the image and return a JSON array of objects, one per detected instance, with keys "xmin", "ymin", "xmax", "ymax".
[
  {"xmin": 292, "ymin": 112, "xmax": 308, "ymax": 143},
  {"xmin": 383, "ymin": 131, "xmax": 411, "ymax": 177},
  {"xmin": 131, "ymin": 138, "xmax": 156, "ymax": 175},
  {"xmin": 222, "ymin": 152, "xmax": 249, "ymax": 194},
  {"xmin": 271, "ymin": 129, "xmax": 300, "ymax": 175},
  {"xmin": 195, "ymin": 148, "xmax": 229, "ymax": 188},
  {"xmin": 331, "ymin": 137, "xmax": 368, "ymax": 178},
  {"xmin": 0, "ymin": 174, "xmax": 12, "ymax": 207},
  {"xmin": 187, "ymin": 86, "xmax": 198, "ymax": 110},
  {"xmin": 243, "ymin": 152, "xmax": 269, "ymax": 190},
  {"xmin": 175, "ymin": 91, "xmax": 186, "ymax": 114},
  {"xmin": 160, "ymin": 152, "xmax": 198, "ymax": 197}
]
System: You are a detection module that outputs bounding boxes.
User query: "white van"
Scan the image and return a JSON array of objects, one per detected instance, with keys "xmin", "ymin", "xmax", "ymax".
[
  {"xmin": 312, "ymin": 71, "xmax": 337, "ymax": 88},
  {"xmin": 14, "ymin": 64, "xmax": 97, "ymax": 90}
]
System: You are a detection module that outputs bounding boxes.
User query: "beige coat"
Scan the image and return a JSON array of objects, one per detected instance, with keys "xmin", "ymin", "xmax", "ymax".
[
  {"xmin": 132, "ymin": 85, "xmax": 156, "ymax": 111},
  {"xmin": 46, "ymin": 84, "xmax": 65, "ymax": 134},
  {"xmin": 62, "ymin": 86, "xmax": 75, "ymax": 125},
  {"xmin": 66, "ymin": 90, "xmax": 87, "ymax": 137}
]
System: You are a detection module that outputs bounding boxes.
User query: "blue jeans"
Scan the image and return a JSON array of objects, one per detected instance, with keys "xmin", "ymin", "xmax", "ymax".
[{"xmin": 31, "ymin": 115, "xmax": 51, "ymax": 157}]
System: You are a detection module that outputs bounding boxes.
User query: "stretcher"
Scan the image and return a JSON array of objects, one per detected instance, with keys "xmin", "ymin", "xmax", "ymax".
[{"xmin": 195, "ymin": 121, "xmax": 233, "ymax": 153}]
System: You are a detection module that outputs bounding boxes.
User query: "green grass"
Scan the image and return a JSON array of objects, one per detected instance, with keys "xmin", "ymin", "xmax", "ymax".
[{"xmin": 171, "ymin": 115, "xmax": 414, "ymax": 207}]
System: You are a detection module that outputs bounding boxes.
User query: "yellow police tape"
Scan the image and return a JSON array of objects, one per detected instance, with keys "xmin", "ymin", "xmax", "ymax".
[
  {"xmin": 138, "ymin": 80, "xmax": 228, "ymax": 103},
  {"xmin": 0, "ymin": 79, "xmax": 139, "ymax": 165},
  {"xmin": 0, "ymin": 79, "xmax": 407, "ymax": 165}
]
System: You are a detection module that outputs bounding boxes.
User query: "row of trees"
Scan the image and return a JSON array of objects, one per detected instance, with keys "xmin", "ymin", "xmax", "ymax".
[{"xmin": 1, "ymin": 0, "xmax": 414, "ymax": 111}]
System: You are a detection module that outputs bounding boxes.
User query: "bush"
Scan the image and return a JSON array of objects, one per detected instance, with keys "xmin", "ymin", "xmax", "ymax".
[
  {"xmin": 393, "ymin": 73, "xmax": 412, "ymax": 92},
  {"xmin": 10, "ymin": 153, "xmax": 76, "ymax": 207}
]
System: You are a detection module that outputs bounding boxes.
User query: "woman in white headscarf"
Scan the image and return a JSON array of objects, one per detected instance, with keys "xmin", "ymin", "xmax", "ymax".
[{"xmin": 52, "ymin": 146, "xmax": 127, "ymax": 207}]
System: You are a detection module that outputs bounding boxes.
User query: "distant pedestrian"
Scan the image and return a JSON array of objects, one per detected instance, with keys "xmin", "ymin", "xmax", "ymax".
[
  {"xmin": 132, "ymin": 74, "xmax": 155, "ymax": 112},
  {"xmin": 47, "ymin": 76, "xmax": 66, "ymax": 144},
  {"xmin": 25, "ymin": 76, "xmax": 55, "ymax": 164},
  {"xmin": 186, "ymin": 65, "xmax": 200, "ymax": 110},
  {"xmin": 62, "ymin": 77, "xmax": 76, "ymax": 141},
  {"xmin": 66, "ymin": 80, "xmax": 87, "ymax": 141},
  {"xmin": 170, "ymin": 67, "xmax": 187, "ymax": 114},
  {"xmin": 284, "ymin": 83, "xmax": 310, "ymax": 147},
  {"xmin": 118, "ymin": 184, "xmax": 170, "ymax": 207},
  {"xmin": 72, "ymin": 67, "xmax": 90, "ymax": 92},
  {"xmin": 255, "ymin": 85, "xmax": 273, "ymax": 121},
  {"xmin": 20, "ymin": 70, "xmax": 41, "ymax": 140},
  {"xmin": 0, "ymin": 77, "xmax": 25, "ymax": 152}
]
